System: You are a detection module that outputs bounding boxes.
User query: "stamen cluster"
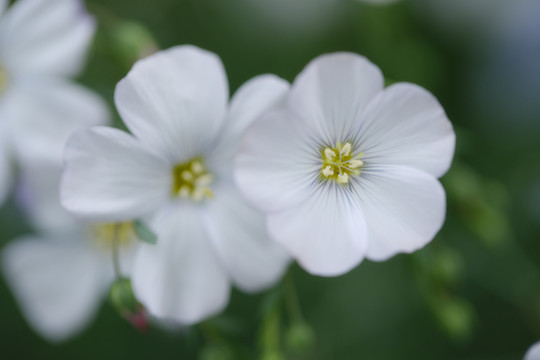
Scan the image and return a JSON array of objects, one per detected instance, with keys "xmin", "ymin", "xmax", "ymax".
[
  {"xmin": 320, "ymin": 142, "xmax": 364, "ymax": 184},
  {"xmin": 171, "ymin": 158, "xmax": 214, "ymax": 201}
]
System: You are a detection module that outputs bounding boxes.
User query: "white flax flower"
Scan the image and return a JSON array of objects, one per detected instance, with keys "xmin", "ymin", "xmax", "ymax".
[
  {"xmin": 0, "ymin": 0, "xmax": 97, "ymax": 204},
  {"xmin": 61, "ymin": 45, "xmax": 291, "ymax": 324},
  {"xmin": 235, "ymin": 52, "xmax": 455, "ymax": 276}
]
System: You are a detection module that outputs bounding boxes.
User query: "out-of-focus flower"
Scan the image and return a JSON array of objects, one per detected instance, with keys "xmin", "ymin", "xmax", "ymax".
[
  {"xmin": 235, "ymin": 53, "xmax": 455, "ymax": 276},
  {"xmin": 0, "ymin": 0, "xmax": 98, "ymax": 204},
  {"xmin": 61, "ymin": 45, "xmax": 291, "ymax": 324},
  {"xmin": 525, "ymin": 341, "xmax": 540, "ymax": 360},
  {"xmin": 2, "ymin": 209, "xmax": 138, "ymax": 342}
]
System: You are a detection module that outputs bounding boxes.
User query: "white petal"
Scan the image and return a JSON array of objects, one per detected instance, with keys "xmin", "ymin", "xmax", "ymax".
[
  {"xmin": 61, "ymin": 127, "xmax": 171, "ymax": 222},
  {"xmin": 0, "ymin": 138, "xmax": 11, "ymax": 205},
  {"xmin": 288, "ymin": 52, "xmax": 384, "ymax": 144},
  {"xmin": 526, "ymin": 341, "xmax": 540, "ymax": 360},
  {"xmin": 18, "ymin": 160, "xmax": 79, "ymax": 233},
  {"xmin": 132, "ymin": 203, "xmax": 230, "ymax": 324},
  {"xmin": 115, "ymin": 45, "xmax": 229, "ymax": 162},
  {"xmin": 267, "ymin": 184, "xmax": 369, "ymax": 276},
  {"xmin": 358, "ymin": 165, "xmax": 446, "ymax": 261},
  {"xmin": 207, "ymin": 74, "xmax": 289, "ymax": 175},
  {"xmin": 357, "ymin": 83, "xmax": 456, "ymax": 178},
  {"xmin": 0, "ymin": 0, "xmax": 95, "ymax": 76},
  {"xmin": 1, "ymin": 234, "xmax": 106, "ymax": 342},
  {"xmin": 0, "ymin": 0, "xmax": 7, "ymax": 17},
  {"xmin": 3, "ymin": 78, "xmax": 109, "ymax": 165},
  {"xmin": 234, "ymin": 109, "xmax": 320, "ymax": 213},
  {"xmin": 204, "ymin": 185, "xmax": 290, "ymax": 292}
]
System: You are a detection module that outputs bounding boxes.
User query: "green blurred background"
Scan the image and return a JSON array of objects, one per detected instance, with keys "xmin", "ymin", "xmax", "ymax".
[{"xmin": 2, "ymin": 0, "xmax": 540, "ymax": 358}]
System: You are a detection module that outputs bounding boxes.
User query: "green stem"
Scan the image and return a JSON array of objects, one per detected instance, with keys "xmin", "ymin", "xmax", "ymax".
[{"xmin": 284, "ymin": 270, "xmax": 304, "ymax": 324}]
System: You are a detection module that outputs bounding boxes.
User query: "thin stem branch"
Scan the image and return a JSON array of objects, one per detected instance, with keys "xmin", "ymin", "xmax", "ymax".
[
  {"xmin": 112, "ymin": 224, "xmax": 122, "ymax": 279},
  {"xmin": 284, "ymin": 270, "xmax": 304, "ymax": 324}
]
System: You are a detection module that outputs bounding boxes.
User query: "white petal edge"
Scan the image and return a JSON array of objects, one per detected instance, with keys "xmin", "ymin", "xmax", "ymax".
[
  {"xmin": 234, "ymin": 108, "xmax": 320, "ymax": 213},
  {"xmin": 356, "ymin": 82, "xmax": 456, "ymax": 178},
  {"xmin": 207, "ymin": 74, "xmax": 289, "ymax": 176},
  {"xmin": 526, "ymin": 341, "xmax": 540, "ymax": 360},
  {"xmin": 132, "ymin": 203, "xmax": 230, "ymax": 324},
  {"xmin": 204, "ymin": 184, "xmax": 290, "ymax": 292},
  {"xmin": 267, "ymin": 184, "xmax": 369, "ymax": 277},
  {"xmin": 4, "ymin": 78, "xmax": 110, "ymax": 166},
  {"xmin": 288, "ymin": 52, "xmax": 384, "ymax": 145},
  {"xmin": 0, "ymin": 0, "xmax": 95, "ymax": 77},
  {"xmin": 358, "ymin": 165, "xmax": 446, "ymax": 261},
  {"xmin": 115, "ymin": 45, "xmax": 229, "ymax": 163},
  {"xmin": 1, "ymin": 235, "xmax": 106, "ymax": 342},
  {"xmin": 0, "ymin": 139, "xmax": 11, "ymax": 205},
  {"xmin": 61, "ymin": 126, "xmax": 171, "ymax": 222}
]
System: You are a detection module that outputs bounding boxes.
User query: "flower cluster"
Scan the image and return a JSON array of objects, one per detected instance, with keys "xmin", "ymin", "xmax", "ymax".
[{"xmin": 0, "ymin": 0, "xmax": 456, "ymax": 344}]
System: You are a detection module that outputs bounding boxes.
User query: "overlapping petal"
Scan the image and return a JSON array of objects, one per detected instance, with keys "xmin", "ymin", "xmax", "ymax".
[
  {"xmin": 115, "ymin": 45, "xmax": 229, "ymax": 163},
  {"xmin": 356, "ymin": 83, "xmax": 455, "ymax": 178},
  {"xmin": 208, "ymin": 74, "xmax": 289, "ymax": 176},
  {"xmin": 204, "ymin": 185, "xmax": 290, "ymax": 292},
  {"xmin": 356, "ymin": 165, "xmax": 446, "ymax": 261},
  {"xmin": 61, "ymin": 127, "xmax": 171, "ymax": 221},
  {"xmin": 288, "ymin": 52, "xmax": 384, "ymax": 145},
  {"xmin": 267, "ymin": 184, "xmax": 369, "ymax": 276},
  {"xmin": 132, "ymin": 203, "xmax": 230, "ymax": 324},
  {"xmin": 3, "ymin": 78, "xmax": 109, "ymax": 165},
  {"xmin": 234, "ymin": 109, "xmax": 320, "ymax": 213},
  {"xmin": 0, "ymin": 0, "xmax": 95, "ymax": 77},
  {"xmin": 1, "ymin": 235, "xmax": 106, "ymax": 342}
]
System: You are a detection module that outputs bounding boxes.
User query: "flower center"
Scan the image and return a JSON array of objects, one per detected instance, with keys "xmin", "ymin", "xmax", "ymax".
[
  {"xmin": 0, "ymin": 64, "xmax": 7, "ymax": 95},
  {"xmin": 92, "ymin": 222, "xmax": 135, "ymax": 250},
  {"xmin": 320, "ymin": 142, "xmax": 364, "ymax": 184},
  {"xmin": 171, "ymin": 158, "xmax": 214, "ymax": 201}
]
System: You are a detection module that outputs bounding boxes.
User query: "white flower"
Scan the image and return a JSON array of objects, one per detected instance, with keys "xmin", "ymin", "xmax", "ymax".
[
  {"xmin": 0, "ymin": 0, "xmax": 99, "ymax": 204},
  {"xmin": 526, "ymin": 342, "xmax": 540, "ymax": 360},
  {"xmin": 61, "ymin": 45, "xmax": 291, "ymax": 324},
  {"xmin": 3, "ymin": 157, "xmax": 137, "ymax": 342},
  {"xmin": 234, "ymin": 52, "xmax": 455, "ymax": 276},
  {"xmin": 2, "ymin": 214, "xmax": 138, "ymax": 342}
]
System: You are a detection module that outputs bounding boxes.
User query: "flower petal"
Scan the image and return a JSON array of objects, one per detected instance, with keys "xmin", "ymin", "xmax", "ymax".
[
  {"xmin": 18, "ymin": 160, "xmax": 79, "ymax": 233},
  {"xmin": 1, "ymin": 234, "xmax": 106, "ymax": 342},
  {"xmin": 0, "ymin": 0, "xmax": 7, "ymax": 17},
  {"xmin": 115, "ymin": 45, "xmax": 229, "ymax": 163},
  {"xmin": 132, "ymin": 203, "xmax": 230, "ymax": 324},
  {"xmin": 3, "ymin": 78, "xmax": 109, "ymax": 165},
  {"xmin": 61, "ymin": 126, "xmax": 171, "ymax": 222},
  {"xmin": 0, "ymin": 138, "xmax": 11, "ymax": 205},
  {"xmin": 357, "ymin": 83, "xmax": 455, "ymax": 178},
  {"xmin": 0, "ymin": 0, "xmax": 95, "ymax": 76},
  {"xmin": 357, "ymin": 165, "xmax": 446, "ymax": 261},
  {"xmin": 288, "ymin": 52, "xmax": 384, "ymax": 144},
  {"xmin": 204, "ymin": 185, "xmax": 290, "ymax": 292},
  {"xmin": 234, "ymin": 109, "xmax": 320, "ymax": 213},
  {"xmin": 267, "ymin": 184, "xmax": 369, "ymax": 276},
  {"xmin": 526, "ymin": 341, "xmax": 540, "ymax": 360},
  {"xmin": 207, "ymin": 74, "xmax": 289, "ymax": 176}
]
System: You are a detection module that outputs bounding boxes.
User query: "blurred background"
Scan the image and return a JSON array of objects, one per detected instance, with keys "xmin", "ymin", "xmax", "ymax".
[{"xmin": 1, "ymin": 0, "xmax": 540, "ymax": 358}]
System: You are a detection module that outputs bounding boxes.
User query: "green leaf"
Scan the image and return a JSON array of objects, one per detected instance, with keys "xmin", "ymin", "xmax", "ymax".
[{"xmin": 134, "ymin": 220, "xmax": 158, "ymax": 244}]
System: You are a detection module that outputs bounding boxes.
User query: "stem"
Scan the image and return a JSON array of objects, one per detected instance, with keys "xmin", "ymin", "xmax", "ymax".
[
  {"xmin": 284, "ymin": 270, "xmax": 304, "ymax": 324},
  {"xmin": 112, "ymin": 224, "xmax": 122, "ymax": 279}
]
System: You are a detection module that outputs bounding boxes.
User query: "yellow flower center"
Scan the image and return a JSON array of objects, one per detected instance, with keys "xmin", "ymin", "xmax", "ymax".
[
  {"xmin": 171, "ymin": 158, "xmax": 214, "ymax": 201},
  {"xmin": 320, "ymin": 142, "xmax": 364, "ymax": 184},
  {"xmin": 92, "ymin": 222, "xmax": 135, "ymax": 250},
  {"xmin": 0, "ymin": 64, "xmax": 7, "ymax": 95}
]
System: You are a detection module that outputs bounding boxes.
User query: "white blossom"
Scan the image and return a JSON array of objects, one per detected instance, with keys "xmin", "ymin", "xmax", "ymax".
[
  {"xmin": 235, "ymin": 52, "xmax": 455, "ymax": 276},
  {"xmin": 61, "ymin": 45, "xmax": 291, "ymax": 324},
  {"xmin": 526, "ymin": 341, "xmax": 540, "ymax": 360}
]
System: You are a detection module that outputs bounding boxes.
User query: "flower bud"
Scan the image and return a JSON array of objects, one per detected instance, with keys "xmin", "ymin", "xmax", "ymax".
[{"xmin": 109, "ymin": 278, "xmax": 148, "ymax": 331}]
